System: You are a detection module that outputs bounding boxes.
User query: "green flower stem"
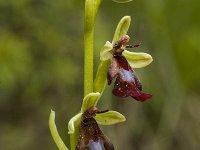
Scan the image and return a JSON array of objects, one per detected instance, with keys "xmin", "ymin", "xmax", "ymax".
[
  {"xmin": 84, "ymin": 30, "xmax": 94, "ymax": 96},
  {"xmin": 84, "ymin": 0, "xmax": 102, "ymax": 96},
  {"xmin": 70, "ymin": 0, "xmax": 103, "ymax": 149}
]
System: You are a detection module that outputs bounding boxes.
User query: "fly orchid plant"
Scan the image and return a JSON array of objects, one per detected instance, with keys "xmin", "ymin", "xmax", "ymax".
[{"xmin": 49, "ymin": 0, "xmax": 153, "ymax": 150}]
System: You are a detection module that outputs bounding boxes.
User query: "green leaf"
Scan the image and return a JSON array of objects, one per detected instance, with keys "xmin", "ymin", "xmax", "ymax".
[
  {"xmin": 81, "ymin": 92, "xmax": 101, "ymax": 112},
  {"xmin": 68, "ymin": 113, "xmax": 82, "ymax": 134},
  {"xmin": 100, "ymin": 41, "xmax": 113, "ymax": 61},
  {"xmin": 112, "ymin": 16, "xmax": 131, "ymax": 44},
  {"xmin": 112, "ymin": 0, "xmax": 133, "ymax": 3},
  {"xmin": 95, "ymin": 111, "xmax": 126, "ymax": 125},
  {"xmin": 49, "ymin": 110, "xmax": 69, "ymax": 150},
  {"xmin": 123, "ymin": 50, "xmax": 153, "ymax": 68}
]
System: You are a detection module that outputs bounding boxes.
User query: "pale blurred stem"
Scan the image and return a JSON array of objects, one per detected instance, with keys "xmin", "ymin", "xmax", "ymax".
[{"xmin": 70, "ymin": 0, "xmax": 102, "ymax": 149}]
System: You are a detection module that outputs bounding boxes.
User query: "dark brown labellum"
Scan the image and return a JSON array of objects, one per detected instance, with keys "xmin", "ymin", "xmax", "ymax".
[
  {"xmin": 75, "ymin": 107, "xmax": 114, "ymax": 150},
  {"xmin": 107, "ymin": 35, "xmax": 152, "ymax": 102}
]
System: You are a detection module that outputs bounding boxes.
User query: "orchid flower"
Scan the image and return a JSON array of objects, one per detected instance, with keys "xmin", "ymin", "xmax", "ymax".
[
  {"xmin": 68, "ymin": 92, "xmax": 126, "ymax": 149},
  {"xmin": 100, "ymin": 16, "xmax": 153, "ymax": 102}
]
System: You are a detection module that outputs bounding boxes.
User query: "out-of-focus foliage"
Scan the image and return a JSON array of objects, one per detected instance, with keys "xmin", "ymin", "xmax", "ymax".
[{"xmin": 0, "ymin": 0, "xmax": 200, "ymax": 150}]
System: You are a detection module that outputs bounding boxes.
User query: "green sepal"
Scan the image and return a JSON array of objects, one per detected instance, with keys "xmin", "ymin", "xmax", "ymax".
[
  {"xmin": 123, "ymin": 50, "xmax": 153, "ymax": 68},
  {"xmin": 100, "ymin": 41, "xmax": 113, "ymax": 61},
  {"xmin": 93, "ymin": 60, "xmax": 110, "ymax": 108},
  {"xmin": 81, "ymin": 92, "xmax": 101, "ymax": 112},
  {"xmin": 68, "ymin": 113, "xmax": 82, "ymax": 134},
  {"xmin": 95, "ymin": 110, "xmax": 126, "ymax": 125},
  {"xmin": 68, "ymin": 113, "xmax": 82, "ymax": 150},
  {"xmin": 112, "ymin": 16, "xmax": 131, "ymax": 44},
  {"xmin": 94, "ymin": 60, "xmax": 110, "ymax": 93},
  {"xmin": 112, "ymin": 0, "xmax": 133, "ymax": 3},
  {"xmin": 49, "ymin": 110, "xmax": 69, "ymax": 150}
]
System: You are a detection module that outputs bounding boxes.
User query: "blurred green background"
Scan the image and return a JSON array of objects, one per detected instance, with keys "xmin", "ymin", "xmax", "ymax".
[{"xmin": 0, "ymin": 0, "xmax": 200, "ymax": 149}]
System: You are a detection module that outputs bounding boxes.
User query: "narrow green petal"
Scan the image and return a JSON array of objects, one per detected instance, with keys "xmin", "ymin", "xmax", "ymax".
[
  {"xmin": 81, "ymin": 92, "xmax": 101, "ymax": 112},
  {"xmin": 123, "ymin": 50, "xmax": 153, "ymax": 68},
  {"xmin": 112, "ymin": 0, "xmax": 133, "ymax": 3},
  {"xmin": 112, "ymin": 16, "xmax": 131, "ymax": 44},
  {"xmin": 100, "ymin": 41, "xmax": 113, "ymax": 61},
  {"xmin": 95, "ymin": 111, "xmax": 126, "ymax": 125},
  {"xmin": 49, "ymin": 110, "xmax": 69, "ymax": 150},
  {"xmin": 68, "ymin": 113, "xmax": 82, "ymax": 134}
]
